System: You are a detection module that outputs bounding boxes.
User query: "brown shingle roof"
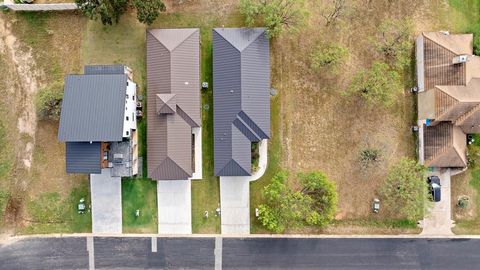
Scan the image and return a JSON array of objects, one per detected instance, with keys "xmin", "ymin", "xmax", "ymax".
[{"xmin": 424, "ymin": 122, "xmax": 467, "ymax": 168}]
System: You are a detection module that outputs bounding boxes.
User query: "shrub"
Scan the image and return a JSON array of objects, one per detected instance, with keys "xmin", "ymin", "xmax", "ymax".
[
  {"xmin": 379, "ymin": 158, "xmax": 430, "ymax": 221},
  {"xmin": 359, "ymin": 148, "xmax": 381, "ymax": 169},
  {"xmin": 239, "ymin": 0, "xmax": 308, "ymax": 38},
  {"xmin": 35, "ymin": 82, "xmax": 64, "ymax": 121},
  {"xmin": 257, "ymin": 171, "xmax": 337, "ymax": 232},
  {"xmin": 310, "ymin": 42, "xmax": 348, "ymax": 73},
  {"xmin": 345, "ymin": 61, "xmax": 401, "ymax": 108},
  {"xmin": 372, "ymin": 18, "xmax": 413, "ymax": 70}
]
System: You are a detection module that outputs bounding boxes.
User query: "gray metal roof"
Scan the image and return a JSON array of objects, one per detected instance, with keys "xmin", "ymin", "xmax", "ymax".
[
  {"xmin": 146, "ymin": 28, "xmax": 201, "ymax": 181},
  {"xmin": 213, "ymin": 28, "xmax": 270, "ymax": 176},
  {"xmin": 66, "ymin": 142, "xmax": 101, "ymax": 174},
  {"xmin": 58, "ymin": 74, "xmax": 127, "ymax": 142},
  {"xmin": 84, "ymin": 65, "xmax": 125, "ymax": 75}
]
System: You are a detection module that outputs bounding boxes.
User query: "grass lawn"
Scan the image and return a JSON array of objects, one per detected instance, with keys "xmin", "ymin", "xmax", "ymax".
[
  {"xmin": 122, "ymin": 178, "xmax": 158, "ymax": 233},
  {"xmin": 20, "ymin": 181, "xmax": 92, "ymax": 234}
]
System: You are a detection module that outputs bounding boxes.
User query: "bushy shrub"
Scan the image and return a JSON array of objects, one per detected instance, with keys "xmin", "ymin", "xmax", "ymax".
[
  {"xmin": 310, "ymin": 42, "xmax": 348, "ymax": 73},
  {"xmin": 345, "ymin": 61, "xmax": 401, "ymax": 108},
  {"xmin": 360, "ymin": 148, "xmax": 381, "ymax": 169},
  {"xmin": 35, "ymin": 82, "xmax": 64, "ymax": 121},
  {"xmin": 239, "ymin": 0, "xmax": 308, "ymax": 38}
]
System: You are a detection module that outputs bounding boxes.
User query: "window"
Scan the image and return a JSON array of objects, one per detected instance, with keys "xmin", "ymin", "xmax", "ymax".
[
  {"xmin": 126, "ymin": 94, "xmax": 129, "ymax": 99},
  {"xmin": 132, "ymin": 113, "xmax": 134, "ymax": 120},
  {"xmin": 133, "ymin": 95, "xmax": 135, "ymax": 101},
  {"xmin": 126, "ymin": 131, "xmax": 129, "ymax": 136},
  {"xmin": 126, "ymin": 107, "xmax": 127, "ymax": 111},
  {"xmin": 126, "ymin": 116, "xmax": 129, "ymax": 121}
]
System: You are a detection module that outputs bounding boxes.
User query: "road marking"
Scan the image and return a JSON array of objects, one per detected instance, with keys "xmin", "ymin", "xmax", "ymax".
[
  {"xmin": 151, "ymin": 237, "xmax": 157, "ymax": 253},
  {"xmin": 87, "ymin": 236, "xmax": 95, "ymax": 270},
  {"xmin": 215, "ymin": 236, "xmax": 222, "ymax": 270}
]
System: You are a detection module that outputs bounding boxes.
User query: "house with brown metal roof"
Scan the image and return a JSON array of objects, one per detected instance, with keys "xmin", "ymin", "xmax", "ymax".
[
  {"xmin": 417, "ymin": 32, "xmax": 480, "ymax": 168},
  {"xmin": 146, "ymin": 28, "xmax": 202, "ymax": 181}
]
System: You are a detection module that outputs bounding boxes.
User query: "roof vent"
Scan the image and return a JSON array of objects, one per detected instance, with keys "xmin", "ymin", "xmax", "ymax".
[
  {"xmin": 440, "ymin": 31, "xmax": 449, "ymax": 35},
  {"xmin": 453, "ymin": 55, "xmax": 468, "ymax": 65}
]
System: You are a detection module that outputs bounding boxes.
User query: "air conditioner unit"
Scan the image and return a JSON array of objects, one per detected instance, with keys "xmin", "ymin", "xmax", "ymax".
[{"xmin": 453, "ymin": 55, "xmax": 468, "ymax": 64}]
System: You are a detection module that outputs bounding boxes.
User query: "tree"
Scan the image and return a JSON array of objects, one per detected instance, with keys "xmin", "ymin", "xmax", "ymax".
[
  {"xmin": 239, "ymin": 0, "xmax": 308, "ymax": 38},
  {"xmin": 35, "ymin": 82, "xmax": 64, "ymax": 121},
  {"xmin": 257, "ymin": 171, "xmax": 338, "ymax": 232},
  {"xmin": 75, "ymin": 0, "xmax": 166, "ymax": 25},
  {"xmin": 321, "ymin": 0, "xmax": 346, "ymax": 26},
  {"xmin": 132, "ymin": 0, "xmax": 166, "ymax": 25},
  {"xmin": 310, "ymin": 42, "xmax": 348, "ymax": 73},
  {"xmin": 379, "ymin": 158, "xmax": 430, "ymax": 221},
  {"xmin": 345, "ymin": 61, "xmax": 401, "ymax": 108},
  {"xmin": 298, "ymin": 172, "xmax": 337, "ymax": 227},
  {"xmin": 372, "ymin": 18, "xmax": 413, "ymax": 69}
]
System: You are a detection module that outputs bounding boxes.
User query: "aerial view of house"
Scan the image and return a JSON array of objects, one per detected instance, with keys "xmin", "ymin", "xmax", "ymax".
[
  {"xmin": 146, "ymin": 28, "xmax": 201, "ymax": 234},
  {"xmin": 213, "ymin": 27, "xmax": 270, "ymax": 177},
  {"xmin": 417, "ymin": 32, "xmax": 480, "ymax": 168},
  {"xmin": 58, "ymin": 65, "xmax": 139, "ymax": 177},
  {"xmin": 213, "ymin": 28, "xmax": 270, "ymax": 234},
  {"xmin": 58, "ymin": 65, "xmax": 138, "ymax": 234}
]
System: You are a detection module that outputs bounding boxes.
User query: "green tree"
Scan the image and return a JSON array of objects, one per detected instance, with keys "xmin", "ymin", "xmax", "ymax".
[
  {"xmin": 75, "ymin": 0, "xmax": 129, "ymax": 25},
  {"xmin": 35, "ymin": 82, "xmax": 64, "ymax": 121},
  {"xmin": 345, "ymin": 61, "xmax": 401, "ymax": 108},
  {"xmin": 132, "ymin": 0, "xmax": 166, "ymax": 25},
  {"xmin": 239, "ymin": 0, "xmax": 308, "ymax": 37},
  {"xmin": 257, "ymin": 171, "xmax": 338, "ymax": 232},
  {"xmin": 379, "ymin": 158, "xmax": 430, "ymax": 221},
  {"xmin": 76, "ymin": 0, "xmax": 166, "ymax": 25},
  {"xmin": 310, "ymin": 42, "xmax": 348, "ymax": 73},
  {"xmin": 299, "ymin": 172, "xmax": 337, "ymax": 227},
  {"xmin": 372, "ymin": 18, "xmax": 413, "ymax": 69}
]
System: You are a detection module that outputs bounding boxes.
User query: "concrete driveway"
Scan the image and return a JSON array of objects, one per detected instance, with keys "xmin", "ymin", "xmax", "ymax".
[
  {"xmin": 90, "ymin": 169, "xmax": 122, "ymax": 234},
  {"xmin": 157, "ymin": 180, "xmax": 192, "ymax": 234},
  {"xmin": 220, "ymin": 139, "xmax": 268, "ymax": 235},
  {"xmin": 420, "ymin": 168, "xmax": 454, "ymax": 236},
  {"xmin": 220, "ymin": 177, "xmax": 250, "ymax": 234}
]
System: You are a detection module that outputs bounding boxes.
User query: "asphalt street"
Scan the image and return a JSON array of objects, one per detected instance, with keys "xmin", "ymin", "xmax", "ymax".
[{"xmin": 1, "ymin": 236, "xmax": 480, "ymax": 269}]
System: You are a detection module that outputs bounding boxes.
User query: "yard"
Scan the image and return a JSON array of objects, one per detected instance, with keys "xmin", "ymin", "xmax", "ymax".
[{"xmin": 0, "ymin": 0, "xmax": 479, "ymax": 235}]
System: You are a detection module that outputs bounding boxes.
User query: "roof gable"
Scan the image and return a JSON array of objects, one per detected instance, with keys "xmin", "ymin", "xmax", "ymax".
[
  {"xmin": 423, "ymin": 32, "xmax": 473, "ymax": 55},
  {"xmin": 214, "ymin": 28, "xmax": 265, "ymax": 52},
  {"xmin": 148, "ymin": 28, "xmax": 198, "ymax": 51}
]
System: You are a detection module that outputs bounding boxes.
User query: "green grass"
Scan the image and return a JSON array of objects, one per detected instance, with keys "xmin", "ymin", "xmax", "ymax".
[
  {"xmin": 20, "ymin": 183, "xmax": 92, "ymax": 234},
  {"xmin": 250, "ymin": 92, "xmax": 282, "ymax": 233},
  {"xmin": 449, "ymin": 0, "xmax": 480, "ymax": 54},
  {"xmin": 122, "ymin": 178, "xmax": 158, "ymax": 233}
]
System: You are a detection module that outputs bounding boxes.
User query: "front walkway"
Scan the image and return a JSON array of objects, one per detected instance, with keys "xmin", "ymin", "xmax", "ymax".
[
  {"xmin": 90, "ymin": 169, "xmax": 122, "ymax": 234},
  {"xmin": 220, "ymin": 139, "xmax": 268, "ymax": 234},
  {"xmin": 420, "ymin": 168, "xmax": 454, "ymax": 236},
  {"xmin": 157, "ymin": 180, "xmax": 192, "ymax": 234}
]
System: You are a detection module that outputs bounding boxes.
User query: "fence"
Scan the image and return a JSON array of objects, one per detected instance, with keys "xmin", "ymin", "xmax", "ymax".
[{"xmin": 2, "ymin": 0, "xmax": 77, "ymax": 11}]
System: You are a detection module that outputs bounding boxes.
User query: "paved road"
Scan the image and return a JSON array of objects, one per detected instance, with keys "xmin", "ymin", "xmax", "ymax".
[{"xmin": 2, "ymin": 236, "xmax": 480, "ymax": 269}]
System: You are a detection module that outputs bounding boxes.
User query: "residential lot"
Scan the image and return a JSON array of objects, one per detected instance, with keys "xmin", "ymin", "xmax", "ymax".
[{"xmin": 0, "ymin": 0, "xmax": 479, "ymax": 235}]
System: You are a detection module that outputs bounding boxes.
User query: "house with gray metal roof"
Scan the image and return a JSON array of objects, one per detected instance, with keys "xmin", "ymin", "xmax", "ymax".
[
  {"xmin": 213, "ymin": 28, "xmax": 270, "ymax": 176},
  {"xmin": 146, "ymin": 28, "xmax": 202, "ymax": 181},
  {"xmin": 58, "ymin": 65, "xmax": 139, "ymax": 176}
]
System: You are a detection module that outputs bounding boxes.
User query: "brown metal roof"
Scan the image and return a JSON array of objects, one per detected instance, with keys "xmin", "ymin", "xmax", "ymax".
[{"xmin": 146, "ymin": 28, "xmax": 200, "ymax": 181}]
